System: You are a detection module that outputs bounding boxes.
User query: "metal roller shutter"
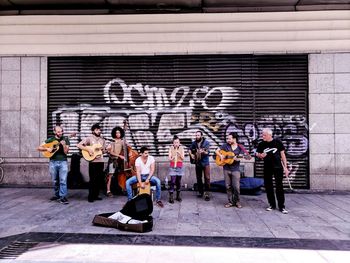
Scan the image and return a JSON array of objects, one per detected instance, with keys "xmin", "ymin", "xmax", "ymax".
[{"xmin": 48, "ymin": 54, "xmax": 309, "ymax": 188}]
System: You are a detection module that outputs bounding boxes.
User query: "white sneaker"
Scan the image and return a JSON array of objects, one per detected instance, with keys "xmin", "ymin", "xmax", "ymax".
[
  {"xmin": 280, "ymin": 208, "xmax": 288, "ymax": 214},
  {"xmin": 266, "ymin": 206, "xmax": 276, "ymax": 211}
]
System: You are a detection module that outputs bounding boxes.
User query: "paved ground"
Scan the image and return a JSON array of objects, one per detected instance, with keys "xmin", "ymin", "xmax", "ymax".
[{"xmin": 0, "ymin": 187, "xmax": 350, "ymax": 262}]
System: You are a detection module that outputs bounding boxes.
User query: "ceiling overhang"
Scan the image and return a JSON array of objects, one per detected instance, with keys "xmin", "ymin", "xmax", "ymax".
[{"xmin": 1, "ymin": 0, "xmax": 350, "ymax": 15}]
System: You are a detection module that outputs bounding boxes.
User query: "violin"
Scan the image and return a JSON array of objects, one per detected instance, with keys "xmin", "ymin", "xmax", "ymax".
[{"xmin": 117, "ymin": 120, "xmax": 138, "ymax": 191}]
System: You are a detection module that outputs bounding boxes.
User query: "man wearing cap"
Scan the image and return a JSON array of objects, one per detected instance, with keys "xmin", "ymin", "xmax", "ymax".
[{"xmin": 78, "ymin": 123, "xmax": 109, "ymax": 202}]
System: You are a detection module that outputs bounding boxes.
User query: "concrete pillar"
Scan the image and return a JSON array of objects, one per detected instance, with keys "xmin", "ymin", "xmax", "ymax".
[{"xmin": 309, "ymin": 53, "xmax": 350, "ymax": 190}]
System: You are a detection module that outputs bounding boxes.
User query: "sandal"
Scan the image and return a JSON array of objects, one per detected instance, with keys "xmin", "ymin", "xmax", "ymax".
[
  {"xmin": 106, "ymin": 191, "xmax": 113, "ymax": 197},
  {"xmin": 224, "ymin": 202, "xmax": 234, "ymax": 208},
  {"xmin": 156, "ymin": 200, "xmax": 164, "ymax": 208}
]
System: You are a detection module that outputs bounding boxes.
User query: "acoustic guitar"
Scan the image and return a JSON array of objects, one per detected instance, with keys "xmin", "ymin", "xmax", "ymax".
[
  {"xmin": 82, "ymin": 144, "xmax": 103, "ymax": 161},
  {"xmin": 41, "ymin": 133, "xmax": 76, "ymax": 158},
  {"xmin": 215, "ymin": 150, "xmax": 247, "ymax": 166},
  {"xmin": 41, "ymin": 141, "xmax": 60, "ymax": 158},
  {"xmin": 189, "ymin": 148, "xmax": 203, "ymax": 164}
]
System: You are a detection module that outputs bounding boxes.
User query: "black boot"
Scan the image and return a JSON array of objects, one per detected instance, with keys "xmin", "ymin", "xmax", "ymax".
[
  {"xmin": 176, "ymin": 191, "xmax": 182, "ymax": 202},
  {"xmin": 169, "ymin": 192, "xmax": 174, "ymax": 203}
]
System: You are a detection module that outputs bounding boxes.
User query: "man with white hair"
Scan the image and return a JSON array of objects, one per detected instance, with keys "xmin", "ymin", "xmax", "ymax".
[{"xmin": 256, "ymin": 128, "xmax": 289, "ymax": 214}]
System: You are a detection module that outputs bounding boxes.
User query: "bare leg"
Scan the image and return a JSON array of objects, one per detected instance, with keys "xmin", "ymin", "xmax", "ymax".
[{"xmin": 106, "ymin": 174, "xmax": 113, "ymax": 196}]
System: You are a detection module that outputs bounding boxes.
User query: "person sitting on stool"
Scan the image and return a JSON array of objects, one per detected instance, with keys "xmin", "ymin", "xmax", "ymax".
[{"xmin": 125, "ymin": 146, "xmax": 164, "ymax": 208}]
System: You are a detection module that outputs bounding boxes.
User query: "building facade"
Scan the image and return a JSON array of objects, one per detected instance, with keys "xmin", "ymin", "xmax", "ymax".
[{"xmin": 0, "ymin": 10, "xmax": 349, "ymax": 190}]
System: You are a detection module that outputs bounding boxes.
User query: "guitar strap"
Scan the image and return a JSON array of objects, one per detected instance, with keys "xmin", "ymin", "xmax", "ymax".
[
  {"xmin": 196, "ymin": 139, "xmax": 204, "ymax": 163},
  {"xmin": 238, "ymin": 143, "xmax": 249, "ymax": 155},
  {"xmin": 197, "ymin": 140, "xmax": 201, "ymax": 150},
  {"xmin": 55, "ymin": 137, "xmax": 64, "ymax": 152}
]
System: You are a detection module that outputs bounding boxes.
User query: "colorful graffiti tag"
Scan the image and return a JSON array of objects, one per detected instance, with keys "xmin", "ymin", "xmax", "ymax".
[{"xmin": 51, "ymin": 77, "xmax": 308, "ymax": 183}]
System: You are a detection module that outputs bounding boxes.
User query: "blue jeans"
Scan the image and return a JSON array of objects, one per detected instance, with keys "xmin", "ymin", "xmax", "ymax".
[
  {"xmin": 126, "ymin": 174, "xmax": 161, "ymax": 201},
  {"xmin": 49, "ymin": 160, "xmax": 68, "ymax": 198}
]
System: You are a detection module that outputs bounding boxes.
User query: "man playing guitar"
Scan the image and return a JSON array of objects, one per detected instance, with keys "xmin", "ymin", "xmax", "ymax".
[
  {"xmin": 189, "ymin": 131, "xmax": 211, "ymax": 201},
  {"xmin": 77, "ymin": 123, "xmax": 109, "ymax": 203},
  {"xmin": 37, "ymin": 125, "xmax": 70, "ymax": 204},
  {"xmin": 215, "ymin": 132, "xmax": 251, "ymax": 208}
]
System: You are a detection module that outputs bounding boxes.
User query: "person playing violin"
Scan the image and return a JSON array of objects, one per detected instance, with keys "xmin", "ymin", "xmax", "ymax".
[
  {"xmin": 168, "ymin": 135, "xmax": 185, "ymax": 203},
  {"xmin": 106, "ymin": 126, "xmax": 125, "ymax": 197},
  {"xmin": 77, "ymin": 123, "xmax": 109, "ymax": 203},
  {"xmin": 215, "ymin": 132, "xmax": 251, "ymax": 209},
  {"xmin": 37, "ymin": 125, "xmax": 70, "ymax": 204}
]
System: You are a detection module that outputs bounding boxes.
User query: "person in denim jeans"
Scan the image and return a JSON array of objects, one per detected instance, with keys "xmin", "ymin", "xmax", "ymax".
[
  {"xmin": 37, "ymin": 125, "xmax": 70, "ymax": 204},
  {"xmin": 215, "ymin": 132, "xmax": 251, "ymax": 209},
  {"xmin": 125, "ymin": 146, "xmax": 164, "ymax": 208}
]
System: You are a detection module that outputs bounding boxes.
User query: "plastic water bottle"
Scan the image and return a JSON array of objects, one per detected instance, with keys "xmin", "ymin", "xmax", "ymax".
[{"xmin": 165, "ymin": 176, "xmax": 169, "ymax": 189}]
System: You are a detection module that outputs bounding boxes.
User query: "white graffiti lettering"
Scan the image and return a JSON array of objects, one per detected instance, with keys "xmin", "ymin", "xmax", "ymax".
[{"xmin": 104, "ymin": 78, "xmax": 238, "ymax": 111}]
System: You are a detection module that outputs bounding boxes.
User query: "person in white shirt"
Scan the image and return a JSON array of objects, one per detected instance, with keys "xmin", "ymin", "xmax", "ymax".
[{"xmin": 125, "ymin": 146, "xmax": 164, "ymax": 208}]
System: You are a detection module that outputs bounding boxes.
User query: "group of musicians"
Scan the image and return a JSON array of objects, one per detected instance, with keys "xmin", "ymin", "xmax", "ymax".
[{"xmin": 38, "ymin": 123, "xmax": 290, "ymax": 214}]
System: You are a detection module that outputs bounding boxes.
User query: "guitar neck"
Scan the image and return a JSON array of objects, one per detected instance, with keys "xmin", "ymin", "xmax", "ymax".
[
  {"xmin": 236, "ymin": 154, "xmax": 250, "ymax": 161},
  {"xmin": 123, "ymin": 139, "xmax": 128, "ymax": 164}
]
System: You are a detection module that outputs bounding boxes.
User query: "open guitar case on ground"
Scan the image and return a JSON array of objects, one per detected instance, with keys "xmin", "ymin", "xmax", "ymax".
[{"xmin": 92, "ymin": 193, "xmax": 153, "ymax": 233}]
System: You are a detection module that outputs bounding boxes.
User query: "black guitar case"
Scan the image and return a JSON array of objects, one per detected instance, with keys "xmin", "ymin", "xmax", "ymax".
[
  {"xmin": 67, "ymin": 153, "xmax": 87, "ymax": 189},
  {"xmin": 92, "ymin": 194, "xmax": 153, "ymax": 233}
]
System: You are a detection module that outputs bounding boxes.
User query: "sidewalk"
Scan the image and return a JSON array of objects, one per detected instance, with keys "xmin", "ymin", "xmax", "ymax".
[{"xmin": 0, "ymin": 187, "xmax": 350, "ymax": 262}]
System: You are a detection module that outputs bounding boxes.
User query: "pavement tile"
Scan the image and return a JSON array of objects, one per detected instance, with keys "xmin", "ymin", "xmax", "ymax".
[
  {"xmin": 1, "ymin": 187, "xmax": 350, "ymax": 255},
  {"xmin": 269, "ymin": 226, "xmax": 300, "ymax": 239},
  {"xmin": 15, "ymin": 232, "xmax": 64, "ymax": 243},
  {"xmin": 57, "ymin": 233, "xmax": 102, "ymax": 243},
  {"xmin": 316, "ymin": 226, "xmax": 350, "ymax": 240},
  {"xmin": 317, "ymin": 250, "xmax": 350, "ymax": 263},
  {"xmin": 279, "ymin": 249, "xmax": 329, "ymax": 263},
  {"xmin": 95, "ymin": 234, "xmax": 137, "ymax": 244},
  {"xmin": 329, "ymin": 239, "xmax": 350, "ymax": 250},
  {"xmin": 174, "ymin": 236, "xmax": 231, "ymax": 247},
  {"xmin": 294, "ymin": 231, "xmax": 325, "ymax": 239},
  {"xmin": 134, "ymin": 235, "xmax": 175, "ymax": 246}
]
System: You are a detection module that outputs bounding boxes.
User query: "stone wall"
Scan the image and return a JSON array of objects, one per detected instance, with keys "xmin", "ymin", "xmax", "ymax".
[
  {"xmin": 309, "ymin": 53, "xmax": 350, "ymax": 190},
  {"xmin": 1, "ymin": 54, "xmax": 350, "ymax": 190},
  {"xmin": 0, "ymin": 57, "xmax": 48, "ymax": 185}
]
